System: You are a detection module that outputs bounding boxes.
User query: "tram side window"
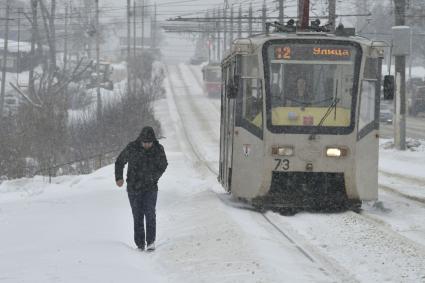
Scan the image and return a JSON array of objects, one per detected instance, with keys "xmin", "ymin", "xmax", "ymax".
[
  {"xmin": 241, "ymin": 55, "xmax": 259, "ymax": 77},
  {"xmin": 364, "ymin": 58, "xmax": 379, "ymax": 80},
  {"xmin": 243, "ymin": 78, "xmax": 263, "ymax": 129},
  {"xmin": 359, "ymin": 58, "xmax": 379, "ymax": 131},
  {"xmin": 359, "ymin": 80, "xmax": 376, "ymax": 130}
]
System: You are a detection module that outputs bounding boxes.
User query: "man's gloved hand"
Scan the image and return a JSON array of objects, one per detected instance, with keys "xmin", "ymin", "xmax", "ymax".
[{"xmin": 116, "ymin": 179, "xmax": 124, "ymax": 187}]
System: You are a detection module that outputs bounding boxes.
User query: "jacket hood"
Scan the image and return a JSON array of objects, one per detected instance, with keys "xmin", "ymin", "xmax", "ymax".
[{"xmin": 137, "ymin": 126, "xmax": 157, "ymax": 142}]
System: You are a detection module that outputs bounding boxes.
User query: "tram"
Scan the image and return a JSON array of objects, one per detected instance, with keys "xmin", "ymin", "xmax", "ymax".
[
  {"xmin": 202, "ymin": 63, "xmax": 222, "ymax": 97},
  {"xmin": 218, "ymin": 22, "xmax": 385, "ymax": 212}
]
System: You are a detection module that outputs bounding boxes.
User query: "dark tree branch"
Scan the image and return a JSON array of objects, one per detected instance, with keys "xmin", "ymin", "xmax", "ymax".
[{"xmin": 9, "ymin": 83, "xmax": 43, "ymax": 109}]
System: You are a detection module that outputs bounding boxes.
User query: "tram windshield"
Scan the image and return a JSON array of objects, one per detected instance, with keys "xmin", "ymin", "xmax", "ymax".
[{"xmin": 265, "ymin": 42, "xmax": 360, "ymax": 130}]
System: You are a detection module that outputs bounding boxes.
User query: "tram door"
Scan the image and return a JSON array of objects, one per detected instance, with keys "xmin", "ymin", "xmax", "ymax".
[
  {"xmin": 355, "ymin": 57, "xmax": 381, "ymax": 200},
  {"xmin": 220, "ymin": 65, "xmax": 236, "ymax": 192}
]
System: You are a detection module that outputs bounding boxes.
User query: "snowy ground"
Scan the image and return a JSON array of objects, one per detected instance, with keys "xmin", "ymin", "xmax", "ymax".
[{"xmin": 1, "ymin": 64, "xmax": 425, "ymax": 282}]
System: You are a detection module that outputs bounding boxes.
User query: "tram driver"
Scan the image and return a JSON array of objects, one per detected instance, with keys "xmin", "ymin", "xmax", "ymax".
[{"xmin": 286, "ymin": 77, "xmax": 310, "ymax": 107}]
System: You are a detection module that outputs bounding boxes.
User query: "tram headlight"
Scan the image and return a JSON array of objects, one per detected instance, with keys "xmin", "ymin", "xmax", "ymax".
[
  {"xmin": 326, "ymin": 147, "xmax": 348, "ymax": 157},
  {"xmin": 272, "ymin": 146, "xmax": 294, "ymax": 156}
]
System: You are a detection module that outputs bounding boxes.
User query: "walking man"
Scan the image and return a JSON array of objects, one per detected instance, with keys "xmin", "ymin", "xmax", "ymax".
[{"xmin": 115, "ymin": 126, "xmax": 168, "ymax": 251}]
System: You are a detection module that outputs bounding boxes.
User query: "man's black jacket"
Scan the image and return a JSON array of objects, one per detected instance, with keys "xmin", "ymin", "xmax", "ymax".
[{"xmin": 115, "ymin": 140, "xmax": 168, "ymax": 192}]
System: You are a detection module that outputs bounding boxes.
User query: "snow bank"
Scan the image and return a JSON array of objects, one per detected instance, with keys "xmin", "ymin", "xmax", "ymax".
[{"xmin": 379, "ymin": 138, "xmax": 425, "ymax": 179}]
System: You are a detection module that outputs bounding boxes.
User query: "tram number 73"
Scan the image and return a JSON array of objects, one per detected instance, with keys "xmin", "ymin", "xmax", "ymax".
[{"xmin": 274, "ymin": 159, "xmax": 290, "ymax": 171}]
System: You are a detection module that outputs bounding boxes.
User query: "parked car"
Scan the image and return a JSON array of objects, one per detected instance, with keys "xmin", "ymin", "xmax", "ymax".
[
  {"xmin": 380, "ymin": 102, "xmax": 393, "ymax": 124},
  {"xmin": 190, "ymin": 55, "xmax": 207, "ymax": 65}
]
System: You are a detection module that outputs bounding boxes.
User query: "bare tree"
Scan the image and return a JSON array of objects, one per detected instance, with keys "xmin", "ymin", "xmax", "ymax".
[{"xmin": 10, "ymin": 0, "xmax": 92, "ymax": 174}]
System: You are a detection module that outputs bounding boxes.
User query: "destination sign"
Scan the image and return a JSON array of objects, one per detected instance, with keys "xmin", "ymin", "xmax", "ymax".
[{"xmin": 273, "ymin": 45, "xmax": 353, "ymax": 61}]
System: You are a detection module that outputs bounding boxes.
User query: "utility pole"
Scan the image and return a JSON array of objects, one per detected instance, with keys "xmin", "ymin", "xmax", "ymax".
[
  {"xmin": 262, "ymin": 0, "xmax": 267, "ymax": 33},
  {"xmin": 408, "ymin": 28, "xmax": 412, "ymax": 97},
  {"xmin": 230, "ymin": 5, "xmax": 234, "ymax": 46},
  {"xmin": 76, "ymin": 4, "xmax": 81, "ymax": 62},
  {"xmin": 223, "ymin": 5, "xmax": 227, "ymax": 53},
  {"xmin": 0, "ymin": 0, "xmax": 10, "ymax": 118},
  {"xmin": 248, "ymin": 3, "xmax": 253, "ymax": 36},
  {"xmin": 64, "ymin": 3, "xmax": 68, "ymax": 71},
  {"xmin": 86, "ymin": 2, "xmax": 92, "ymax": 58},
  {"xmin": 278, "ymin": 0, "xmax": 284, "ymax": 24},
  {"xmin": 300, "ymin": 0, "xmax": 310, "ymax": 29},
  {"xmin": 152, "ymin": 3, "xmax": 157, "ymax": 48},
  {"xmin": 62, "ymin": 3, "xmax": 69, "ymax": 104},
  {"xmin": 29, "ymin": 0, "xmax": 38, "ymax": 97},
  {"xmin": 217, "ymin": 9, "xmax": 221, "ymax": 60},
  {"xmin": 17, "ymin": 8, "xmax": 22, "ymax": 74},
  {"xmin": 328, "ymin": 0, "xmax": 336, "ymax": 31},
  {"xmin": 356, "ymin": 0, "xmax": 368, "ymax": 32},
  {"xmin": 95, "ymin": 0, "xmax": 101, "ymax": 123},
  {"xmin": 238, "ymin": 5, "xmax": 242, "ymax": 38},
  {"xmin": 298, "ymin": 0, "xmax": 303, "ymax": 25},
  {"xmin": 133, "ymin": 0, "xmax": 137, "ymax": 94},
  {"xmin": 206, "ymin": 12, "xmax": 211, "ymax": 62},
  {"xmin": 141, "ymin": 0, "xmax": 144, "ymax": 49},
  {"xmin": 394, "ymin": 0, "xmax": 407, "ymax": 150},
  {"xmin": 127, "ymin": 0, "xmax": 131, "ymax": 95},
  {"xmin": 133, "ymin": 0, "xmax": 136, "ymax": 59}
]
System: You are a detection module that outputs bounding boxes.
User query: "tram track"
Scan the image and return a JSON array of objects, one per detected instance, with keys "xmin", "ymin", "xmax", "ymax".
[
  {"xmin": 379, "ymin": 183, "xmax": 425, "ymax": 205},
  {"xmin": 164, "ymin": 66, "xmax": 219, "ymax": 176},
  {"xmin": 380, "ymin": 171, "xmax": 425, "ymax": 189},
  {"xmin": 375, "ymin": 170, "xmax": 425, "ymax": 212},
  {"xmin": 174, "ymin": 66, "xmax": 220, "ymax": 146},
  {"xmin": 166, "ymin": 64, "xmax": 362, "ymax": 282}
]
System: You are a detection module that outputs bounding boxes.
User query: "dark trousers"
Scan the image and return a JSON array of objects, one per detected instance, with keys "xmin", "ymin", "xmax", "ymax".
[{"xmin": 128, "ymin": 190, "xmax": 158, "ymax": 248}]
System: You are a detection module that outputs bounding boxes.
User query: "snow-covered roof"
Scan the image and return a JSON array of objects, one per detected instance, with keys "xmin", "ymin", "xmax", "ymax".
[{"xmin": 0, "ymin": 39, "xmax": 34, "ymax": 53}]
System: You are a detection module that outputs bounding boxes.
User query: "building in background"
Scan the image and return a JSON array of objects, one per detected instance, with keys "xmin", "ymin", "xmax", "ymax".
[{"xmin": 0, "ymin": 39, "xmax": 43, "ymax": 73}]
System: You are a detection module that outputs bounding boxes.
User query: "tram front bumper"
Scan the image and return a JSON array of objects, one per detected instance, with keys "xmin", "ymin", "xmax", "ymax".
[{"xmin": 253, "ymin": 171, "xmax": 351, "ymax": 210}]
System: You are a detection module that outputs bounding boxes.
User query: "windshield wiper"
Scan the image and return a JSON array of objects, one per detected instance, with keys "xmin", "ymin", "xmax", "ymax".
[{"xmin": 308, "ymin": 97, "xmax": 340, "ymax": 140}]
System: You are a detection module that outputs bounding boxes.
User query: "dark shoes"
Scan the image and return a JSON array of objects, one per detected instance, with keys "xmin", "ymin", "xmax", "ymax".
[
  {"xmin": 146, "ymin": 242, "xmax": 155, "ymax": 252},
  {"xmin": 136, "ymin": 242, "xmax": 154, "ymax": 252}
]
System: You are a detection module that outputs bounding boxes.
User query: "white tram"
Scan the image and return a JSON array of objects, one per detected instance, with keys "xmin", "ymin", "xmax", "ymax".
[
  {"xmin": 202, "ymin": 63, "xmax": 222, "ymax": 97},
  {"xmin": 218, "ymin": 25, "xmax": 385, "ymax": 212}
]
